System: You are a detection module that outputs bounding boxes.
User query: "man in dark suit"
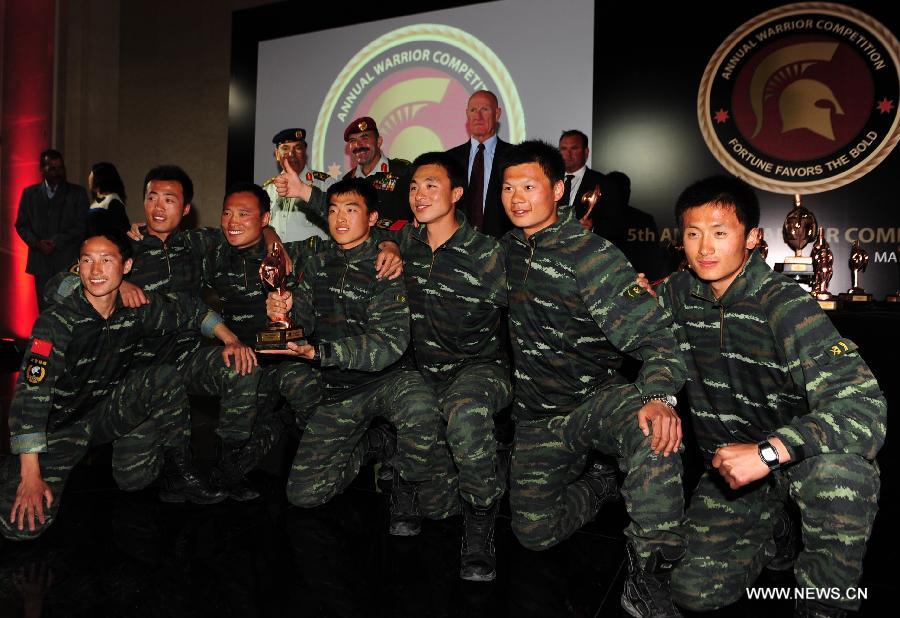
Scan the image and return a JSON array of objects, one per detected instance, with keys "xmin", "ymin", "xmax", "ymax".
[
  {"xmin": 446, "ymin": 91, "xmax": 512, "ymax": 238},
  {"xmin": 342, "ymin": 116, "xmax": 411, "ymax": 224},
  {"xmin": 15, "ymin": 149, "xmax": 89, "ymax": 309}
]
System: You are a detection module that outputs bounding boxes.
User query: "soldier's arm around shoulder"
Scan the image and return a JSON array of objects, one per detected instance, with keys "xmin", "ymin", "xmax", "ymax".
[
  {"xmin": 319, "ymin": 275, "xmax": 411, "ymax": 372},
  {"xmin": 577, "ymin": 241, "xmax": 686, "ymax": 395},
  {"xmin": 137, "ymin": 290, "xmax": 211, "ymax": 337},
  {"xmin": 42, "ymin": 269, "xmax": 82, "ymax": 307},
  {"xmin": 9, "ymin": 314, "xmax": 73, "ymax": 454},
  {"xmin": 767, "ymin": 283, "xmax": 886, "ymax": 461}
]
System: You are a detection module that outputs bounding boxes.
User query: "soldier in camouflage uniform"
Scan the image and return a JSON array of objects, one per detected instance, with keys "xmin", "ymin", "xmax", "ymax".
[
  {"xmin": 397, "ymin": 151, "xmax": 512, "ymax": 582},
  {"xmin": 50, "ymin": 166, "xmax": 263, "ymax": 501},
  {"xmin": 263, "ymin": 178, "xmax": 443, "ymax": 516},
  {"xmin": 650, "ymin": 176, "xmax": 885, "ymax": 618},
  {"xmin": 262, "ymin": 127, "xmax": 332, "ymax": 242},
  {"xmin": 2, "ymin": 233, "xmax": 225, "ymax": 541},
  {"xmin": 500, "ymin": 141, "xmax": 687, "ymax": 618},
  {"xmin": 204, "ymin": 182, "xmax": 404, "ymax": 478}
]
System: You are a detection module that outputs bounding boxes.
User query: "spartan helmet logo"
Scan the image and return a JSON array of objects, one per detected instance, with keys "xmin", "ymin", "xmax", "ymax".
[
  {"xmin": 367, "ymin": 77, "xmax": 453, "ymax": 159},
  {"xmin": 750, "ymin": 42, "xmax": 844, "ymax": 140}
]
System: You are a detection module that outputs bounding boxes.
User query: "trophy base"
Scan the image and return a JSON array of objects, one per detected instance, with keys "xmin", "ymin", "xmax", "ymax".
[
  {"xmin": 838, "ymin": 291, "xmax": 872, "ymax": 303},
  {"xmin": 255, "ymin": 327, "xmax": 306, "ymax": 351},
  {"xmin": 816, "ymin": 297, "xmax": 840, "ymax": 311},
  {"xmin": 775, "ymin": 261, "xmax": 814, "ymax": 275},
  {"xmin": 783, "ymin": 255, "xmax": 813, "ymax": 264},
  {"xmin": 886, "ymin": 293, "xmax": 900, "ymax": 303}
]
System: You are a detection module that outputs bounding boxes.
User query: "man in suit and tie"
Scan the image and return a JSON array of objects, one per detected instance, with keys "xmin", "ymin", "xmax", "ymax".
[
  {"xmin": 446, "ymin": 91, "xmax": 513, "ymax": 238},
  {"xmin": 15, "ymin": 149, "xmax": 90, "ymax": 309}
]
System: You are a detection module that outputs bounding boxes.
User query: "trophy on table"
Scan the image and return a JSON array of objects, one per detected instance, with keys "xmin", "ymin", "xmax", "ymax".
[
  {"xmin": 255, "ymin": 242, "xmax": 306, "ymax": 350},
  {"xmin": 810, "ymin": 228, "xmax": 838, "ymax": 310},
  {"xmin": 838, "ymin": 240, "xmax": 873, "ymax": 303},
  {"xmin": 774, "ymin": 195, "xmax": 817, "ymax": 285}
]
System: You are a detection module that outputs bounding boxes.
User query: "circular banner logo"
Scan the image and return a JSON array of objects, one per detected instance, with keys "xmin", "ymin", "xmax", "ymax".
[
  {"xmin": 698, "ymin": 3, "xmax": 900, "ymax": 194},
  {"xmin": 313, "ymin": 24, "xmax": 525, "ymax": 176}
]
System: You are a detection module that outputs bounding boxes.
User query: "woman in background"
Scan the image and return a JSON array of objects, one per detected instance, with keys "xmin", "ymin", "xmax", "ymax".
[{"xmin": 87, "ymin": 161, "xmax": 130, "ymax": 236}]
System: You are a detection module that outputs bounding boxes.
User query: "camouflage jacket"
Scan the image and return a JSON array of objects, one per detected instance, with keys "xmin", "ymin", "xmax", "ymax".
[
  {"xmin": 502, "ymin": 211, "xmax": 685, "ymax": 421},
  {"xmin": 657, "ymin": 250, "xmax": 886, "ymax": 462},
  {"xmin": 203, "ymin": 237, "xmax": 318, "ymax": 347},
  {"xmin": 292, "ymin": 235, "xmax": 411, "ymax": 400},
  {"xmin": 392, "ymin": 210, "xmax": 507, "ymax": 384},
  {"xmin": 9, "ymin": 289, "xmax": 207, "ymax": 453}
]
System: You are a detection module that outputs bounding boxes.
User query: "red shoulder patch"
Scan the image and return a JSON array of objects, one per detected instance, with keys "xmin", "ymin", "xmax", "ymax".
[
  {"xmin": 389, "ymin": 219, "xmax": 408, "ymax": 231},
  {"xmin": 31, "ymin": 339, "xmax": 53, "ymax": 357},
  {"xmin": 380, "ymin": 162, "xmax": 388, "ymax": 173}
]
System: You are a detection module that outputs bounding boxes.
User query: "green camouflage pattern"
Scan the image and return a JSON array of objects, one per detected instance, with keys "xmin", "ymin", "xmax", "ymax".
[
  {"xmin": 502, "ymin": 212, "xmax": 686, "ymax": 422},
  {"xmin": 656, "ymin": 250, "xmax": 887, "ymax": 463},
  {"xmin": 510, "ymin": 382, "xmax": 685, "ymax": 559},
  {"xmin": 287, "ymin": 369, "xmax": 442, "ymax": 507},
  {"xmin": 10, "ymin": 289, "xmax": 204, "ymax": 453},
  {"xmin": 672, "ymin": 454, "xmax": 880, "ymax": 611}
]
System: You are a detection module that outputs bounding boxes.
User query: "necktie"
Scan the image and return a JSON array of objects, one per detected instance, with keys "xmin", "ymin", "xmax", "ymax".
[
  {"xmin": 560, "ymin": 174, "xmax": 574, "ymax": 207},
  {"xmin": 469, "ymin": 143, "xmax": 486, "ymax": 230}
]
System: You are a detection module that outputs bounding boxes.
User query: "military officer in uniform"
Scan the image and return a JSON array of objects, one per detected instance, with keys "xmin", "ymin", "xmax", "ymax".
[{"xmin": 262, "ymin": 128, "xmax": 333, "ymax": 242}]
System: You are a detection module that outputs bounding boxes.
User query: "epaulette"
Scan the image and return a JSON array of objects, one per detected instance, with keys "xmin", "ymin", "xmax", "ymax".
[
  {"xmin": 261, "ymin": 175, "xmax": 279, "ymax": 188},
  {"xmin": 310, "ymin": 170, "xmax": 330, "ymax": 181},
  {"xmin": 305, "ymin": 235, "xmax": 319, "ymax": 253},
  {"xmin": 392, "ymin": 158, "xmax": 411, "ymax": 166}
]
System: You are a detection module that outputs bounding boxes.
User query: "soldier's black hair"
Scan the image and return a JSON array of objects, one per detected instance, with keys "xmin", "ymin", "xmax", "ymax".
[
  {"xmin": 144, "ymin": 165, "xmax": 194, "ymax": 205},
  {"xmin": 81, "ymin": 231, "xmax": 134, "ymax": 261},
  {"xmin": 223, "ymin": 181, "xmax": 271, "ymax": 214},
  {"xmin": 39, "ymin": 149, "xmax": 63, "ymax": 166},
  {"xmin": 90, "ymin": 162, "xmax": 127, "ymax": 202},
  {"xmin": 501, "ymin": 140, "xmax": 566, "ymax": 185},
  {"xmin": 559, "ymin": 129, "xmax": 589, "ymax": 149},
  {"xmin": 674, "ymin": 175, "xmax": 760, "ymax": 232},
  {"xmin": 410, "ymin": 151, "xmax": 466, "ymax": 190},
  {"xmin": 327, "ymin": 178, "xmax": 379, "ymax": 215}
]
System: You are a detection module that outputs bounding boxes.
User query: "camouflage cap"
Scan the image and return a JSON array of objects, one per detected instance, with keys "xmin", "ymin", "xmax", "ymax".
[
  {"xmin": 273, "ymin": 128, "xmax": 307, "ymax": 145},
  {"xmin": 344, "ymin": 117, "xmax": 378, "ymax": 142}
]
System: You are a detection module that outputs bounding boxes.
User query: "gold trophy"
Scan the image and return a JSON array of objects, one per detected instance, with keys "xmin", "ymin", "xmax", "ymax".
[
  {"xmin": 256, "ymin": 242, "xmax": 305, "ymax": 350},
  {"xmin": 810, "ymin": 228, "xmax": 838, "ymax": 310},
  {"xmin": 577, "ymin": 185, "xmax": 602, "ymax": 230},
  {"xmin": 756, "ymin": 229, "xmax": 769, "ymax": 260},
  {"xmin": 838, "ymin": 240, "xmax": 873, "ymax": 303},
  {"xmin": 775, "ymin": 195, "xmax": 817, "ymax": 283}
]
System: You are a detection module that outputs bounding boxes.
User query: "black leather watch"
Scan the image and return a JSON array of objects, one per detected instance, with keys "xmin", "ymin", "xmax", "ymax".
[{"xmin": 758, "ymin": 440, "xmax": 780, "ymax": 471}]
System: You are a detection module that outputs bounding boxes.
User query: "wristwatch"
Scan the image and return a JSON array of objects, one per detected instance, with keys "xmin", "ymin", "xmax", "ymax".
[
  {"xmin": 641, "ymin": 394, "xmax": 677, "ymax": 408},
  {"xmin": 758, "ymin": 440, "xmax": 780, "ymax": 470},
  {"xmin": 311, "ymin": 345, "xmax": 322, "ymax": 364}
]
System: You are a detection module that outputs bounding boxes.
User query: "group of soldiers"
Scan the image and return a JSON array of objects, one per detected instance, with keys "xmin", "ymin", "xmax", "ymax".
[{"xmin": 2, "ymin": 90, "xmax": 887, "ymax": 618}]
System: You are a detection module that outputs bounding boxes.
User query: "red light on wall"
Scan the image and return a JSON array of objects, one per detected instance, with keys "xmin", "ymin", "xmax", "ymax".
[{"xmin": 1, "ymin": 0, "xmax": 55, "ymax": 338}]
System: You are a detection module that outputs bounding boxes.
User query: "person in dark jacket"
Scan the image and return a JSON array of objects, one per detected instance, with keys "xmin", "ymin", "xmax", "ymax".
[{"xmin": 86, "ymin": 161, "xmax": 131, "ymax": 236}]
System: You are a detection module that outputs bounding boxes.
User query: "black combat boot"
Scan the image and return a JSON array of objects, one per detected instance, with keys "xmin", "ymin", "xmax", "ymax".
[
  {"xmin": 794, "ymin": 600, "xmax": 847, "ymax": 618},
  {"xmin": 212, "ymin": 441, "xmax": 259, "ymax": 502},
  {"xmin": 460, "ymin": 499, "xmax": 499, "ymax": 582},
  {"xmin": 389, "ymin": 474, "xmax": 422, "ymax": 536},
  {"xmin": 767, "ymin": 505, "xmax": 801, "ymax": 571},
  {"xmin": 158, "ymin": 448, "xmax": 226, "ymax": 505},
  {"xmin": 621, "ymin": 542, "xmax": 684, "ymax": 618},
  {"xmin": 583, "ymin": 458, "xmax": 621, "ymax": 509}
]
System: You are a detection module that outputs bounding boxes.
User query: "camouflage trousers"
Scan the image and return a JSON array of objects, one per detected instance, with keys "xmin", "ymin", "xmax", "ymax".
[
  {"xmin": 510, "ymin": 383, "xmax": 685, "ymax": 560},
  {"xmin": 186, "ymin": 345, "xmax": 260, "ymax": 444},
  {"xmin": 0, "ymin": 365, "xmax": 191, "ymax": 540},
  {"xmin": 672, "ymin": 454, "xmax": 880, "ymax": 612},
  {"xmin": 237, "ymin": 359, "xmax": 322, "ymax": 474},
  {"xmin": 287, "ymin": 370, "xmax": 443, "ymax": 507},
  {"xmin": 417, "ymin": 362, "xmax": 512, "ymax": 518}
]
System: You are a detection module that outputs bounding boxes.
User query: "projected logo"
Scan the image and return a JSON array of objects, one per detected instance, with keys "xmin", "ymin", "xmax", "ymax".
[
  {"xmin": 698, "ymin": 2, "xmax": 899, "ymax": 193},
  {"xmin": 313, "ymin": 24, "xmax": 525, "ymax": 175}
]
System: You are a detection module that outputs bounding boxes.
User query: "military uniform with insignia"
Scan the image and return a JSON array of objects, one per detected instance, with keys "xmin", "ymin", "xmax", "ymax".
[
  {"xmin": 503, "ymin": 209, "xmax": 687, "ymax": 563},
  {"xmin": 263, "ymin": 127, "xmax": 334, "ymax": 243},
  {"xmin": 284, "ymin": 235, "xmax": 443, "ymax": 512},
  {"xmin": 657, "ymin": 250, "xmax": 886, "ymax": 614},
  {"xmin": 1, "ymin": 290, "xmax": 216, "ymax": 539}
]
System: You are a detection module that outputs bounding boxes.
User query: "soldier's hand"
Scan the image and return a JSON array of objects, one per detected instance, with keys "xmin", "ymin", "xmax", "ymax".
[
  {"xmin": 274, "ymin": 155, "xmax": 306, "ymax": 199},
  {"xmin": 221, "ymin": 341, "xmax": 257, "ymax": 375},
  {"xmin": 637, "ymin": 400, "xmax": 682, "ymax": 457},
  {"xmin": 635, "ymin": 273, "xmax": 658, "ymax": 298},
  {"xmin": 127, "ymin": 222, "xmax": 145, "ymax": 241},
  {"xmin": 712, "ymin": 443, "xmax": 770, "ymax": 489},
  {"xmin": 266, "ymin": 291, "xmax": 292, "ymax": 321},
  {"xmin": 119, "ymin": 281, "xmax": 149, "ymax": 307},
  {"xmin": 375, "ymin": 242, "xmax": 403, "ymax": 280},
  {"xmin": 11, "ymin": 456, "xmax": 53, "ymax": 532},
  {"xmin": 259, "ymin": 342, "xmax": 316, "ymax": 359}
]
